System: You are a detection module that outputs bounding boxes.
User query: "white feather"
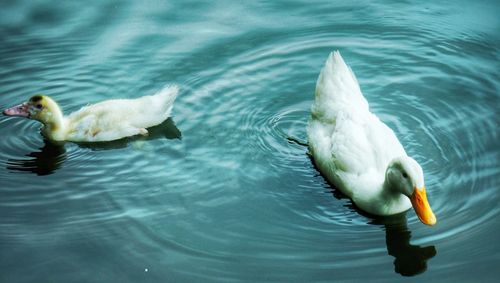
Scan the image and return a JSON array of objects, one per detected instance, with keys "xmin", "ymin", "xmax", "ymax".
[
  {"xmin": 61, "ymin": 85, "xmax": 179, "ymax": 142},
  {"xmin": 307, "ymin": 51, "xmax": 411, "ymax": 215}
]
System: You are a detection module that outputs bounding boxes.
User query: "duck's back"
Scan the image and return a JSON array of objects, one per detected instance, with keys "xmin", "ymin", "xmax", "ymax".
[
  {"xmin": 66, "ymin": 85, "xmax": 179, "ymax": 142},
  {"xmin": 307, "ymin": 52, "xmax": 405, "ymax": 198}
]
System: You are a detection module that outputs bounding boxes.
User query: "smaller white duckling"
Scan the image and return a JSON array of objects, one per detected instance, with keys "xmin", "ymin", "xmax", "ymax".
[{"xmin": 3, "ymin": 85, "xmax": 179, "ymax": 142}]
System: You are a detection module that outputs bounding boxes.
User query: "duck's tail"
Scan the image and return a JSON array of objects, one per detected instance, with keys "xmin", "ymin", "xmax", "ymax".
[
  {"xmin": 150, "ymin": 85, "xmax": 179, "ymax": 119},
  {"xmin": 311, "ymin": 51, "xmax": 368, "ymax": 122}
]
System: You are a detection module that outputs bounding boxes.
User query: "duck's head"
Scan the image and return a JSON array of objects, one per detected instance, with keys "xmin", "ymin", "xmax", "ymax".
[
  {"xmin": 386, "ymin": 156, "xmax": 437, "ymax": 226},
  {"xmin": 3, "ymin": 95, "xmax": 61, "ymax": 124}
]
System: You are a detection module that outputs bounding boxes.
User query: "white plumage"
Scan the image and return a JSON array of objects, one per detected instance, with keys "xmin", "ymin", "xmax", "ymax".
[
  {"xmin": 3, "ymin": 85, "xmax": 179, "ymax": 142},
  {"xmin": 307, "ymin": 51, "xmax": 436, "ymax": 224}
]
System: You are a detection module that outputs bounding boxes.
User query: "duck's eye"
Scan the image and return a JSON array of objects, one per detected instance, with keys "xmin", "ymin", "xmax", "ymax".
[
  {"xmin": 35, "ymin": 104, "xmax": 43, "ymax": 109},
  {"xmin": 402, "ymin": 172, "xmax": 408, "ymax": 179}
]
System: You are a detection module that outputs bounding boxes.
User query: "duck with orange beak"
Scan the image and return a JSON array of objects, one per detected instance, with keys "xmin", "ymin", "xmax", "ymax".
[{"xmin": 307, "ymin": 51, "xmax": 436, "ymax": 225}]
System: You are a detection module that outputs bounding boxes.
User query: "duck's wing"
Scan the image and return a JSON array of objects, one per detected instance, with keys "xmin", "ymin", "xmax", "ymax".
[
  {"xmin": 66, "ymin": 108, "xmax": 145, "ymax": 142},
  {"xmin": 65, "ymin": 113, "xmax": 99, "ymax": 142},
  {"xmin": 309, "ymin": 112, "xmax": 405, "ymax": 198},
  {"xmin": 308, "ymin": 112, "xmax": 377, "ymax": 195}
]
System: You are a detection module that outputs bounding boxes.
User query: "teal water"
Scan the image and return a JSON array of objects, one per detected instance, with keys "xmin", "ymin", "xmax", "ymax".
[{"xmin": 0, "ymin": 0, "xmax": 499, "ymax": 282}]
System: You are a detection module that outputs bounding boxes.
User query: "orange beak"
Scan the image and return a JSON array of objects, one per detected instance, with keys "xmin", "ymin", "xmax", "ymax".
[{"xmin": 410, "ymin": 187, "xmax": 437, "ymax": 226}]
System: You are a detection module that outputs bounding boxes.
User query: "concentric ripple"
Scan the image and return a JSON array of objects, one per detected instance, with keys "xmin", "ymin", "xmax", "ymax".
[{"xmin": 0, "ymin": 0, "xmax": 499, "ymax": 282}]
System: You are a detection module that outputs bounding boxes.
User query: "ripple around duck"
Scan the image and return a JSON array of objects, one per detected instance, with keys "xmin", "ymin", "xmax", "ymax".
[
  {"xmin": 184, "ymin": 25, "xmax": 500, "ymax": 258},
  {"xmin": 0, "ymin": 1, "xmax": 499, "ymax": 281},
  {"xmin": 172, "ymin": 35, "xmax": 363, "ymax": 235}
]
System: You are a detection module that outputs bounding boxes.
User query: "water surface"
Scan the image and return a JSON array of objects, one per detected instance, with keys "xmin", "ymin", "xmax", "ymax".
[{"xmin": 0, "ymin": 0, "xmax": 499, "ymax": 282}]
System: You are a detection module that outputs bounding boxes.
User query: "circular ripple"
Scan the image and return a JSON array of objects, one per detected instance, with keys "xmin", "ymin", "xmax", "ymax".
[
  {"xmin": 171, "ymin": 26, "xmax": 500, "ymax": 280},
  {"xmin": 0, "ymin": 1, "xmax": 498, "ymax": 281}
]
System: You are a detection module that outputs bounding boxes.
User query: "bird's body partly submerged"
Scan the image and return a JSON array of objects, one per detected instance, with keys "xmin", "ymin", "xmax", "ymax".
[
  {"xmin": 3, "ymin": 85, "xmax": 179, "ymax": 142},
  {"xmin": 307, "ymin": 51, "xmax": 436, "ymax": 225}
]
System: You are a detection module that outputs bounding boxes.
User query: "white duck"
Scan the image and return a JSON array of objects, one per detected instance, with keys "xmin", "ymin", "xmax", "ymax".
[
  {"xmin": 307, "ymin": 51, "xmax": 436, "ymax": 225},
  {"xmin": 3, "ymin": 85, "xmax": 179, "ymax": 142}
]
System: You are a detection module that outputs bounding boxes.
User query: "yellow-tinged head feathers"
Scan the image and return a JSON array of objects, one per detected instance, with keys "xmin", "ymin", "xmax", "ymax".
[{"xmin": 3, "ymin": 95, "xmax": 66, "ymax": 140}]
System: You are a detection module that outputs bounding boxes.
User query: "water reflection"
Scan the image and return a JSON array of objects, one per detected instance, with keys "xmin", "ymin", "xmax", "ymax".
[
  {"xmin": 371, "ymin": 214, "xmax": 437, "ymax": 276},
  {"xmin": 6, "ymin": 118, "xmax": 181, "ymax": 175},
  {"xmin": 328, "ymin": 184, "xmax": 437, "ymax": 277},
  {"xmin": 6, "ymin": 139, "xmax": 66, "ymax": 176}
]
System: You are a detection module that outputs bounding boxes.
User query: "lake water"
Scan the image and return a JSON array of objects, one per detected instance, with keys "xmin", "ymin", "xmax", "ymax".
[{"xmin": 0, "ymin": 0, "xmax": 499, "ymax": 282}]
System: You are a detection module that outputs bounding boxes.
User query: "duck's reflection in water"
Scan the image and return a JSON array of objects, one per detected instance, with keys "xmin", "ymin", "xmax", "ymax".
[
  {"xmin": 329, "ymin": 186, "xmax": 436, "ymax": 276},
  {"xmin": 370, "ymin": 214, "xmax": 437, "ymax": 276},
  {"xmin": 6, "ymin": 118, "xmax": 181, "ymax": 175},
  {"xmin": 6, "ymin": 139, "xmax": 67, "ymax": 176}
]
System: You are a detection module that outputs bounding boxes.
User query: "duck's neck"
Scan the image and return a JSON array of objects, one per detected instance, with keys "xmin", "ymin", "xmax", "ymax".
[
  {"xmin": 382, "ymin": 178, "xmax": 398, "ymax": 196},
  {"xmin": 41, "ymin": 106, "xmax": 67, "ymax": 141},
  {"xmin": 381, "ymin": 175, "xmax": 412, "ymax": 214}
]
